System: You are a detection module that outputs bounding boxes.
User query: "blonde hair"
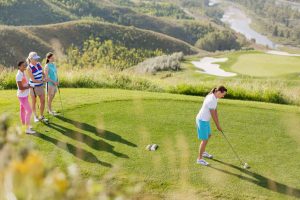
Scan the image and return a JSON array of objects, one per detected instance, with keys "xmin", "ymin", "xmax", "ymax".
[{"xmin": 27, "ymin": 52, "xmax": 38, "ymax": 65}]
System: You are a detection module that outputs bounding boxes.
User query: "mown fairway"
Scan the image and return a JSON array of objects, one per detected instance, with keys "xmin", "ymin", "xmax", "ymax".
[
  {"xmin": 1, "ymin": 89, "xmax": 300, "ymax": 199},
  {"xmin": 229, "ymin": 52, "xmax": 300, "ymax": 77}
]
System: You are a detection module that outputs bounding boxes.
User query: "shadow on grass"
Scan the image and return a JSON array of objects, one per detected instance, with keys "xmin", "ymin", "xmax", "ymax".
[
  {"xmin": 34, "ymin": 132, "xmax": 112, "ymax": 168},
  {"xmin": 46, "ymin": 122, "xmax": 129, "ymax": 159},
  {"xmin": 55, "ymin": 115, "xmax": 137, "ymax": 148},
  {"xmin": 209, "ymin": 159, "xmax": 300, "ymax": 199}
]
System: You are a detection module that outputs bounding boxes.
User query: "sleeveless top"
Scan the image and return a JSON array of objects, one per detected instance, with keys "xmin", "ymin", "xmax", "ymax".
[
  {"xmin": 29, "ymin": 63, "xmax": 43, "ymax": 87},
  {"xmin": 46, "ymin": 63, "xmax": 58, "ymax": 87}
]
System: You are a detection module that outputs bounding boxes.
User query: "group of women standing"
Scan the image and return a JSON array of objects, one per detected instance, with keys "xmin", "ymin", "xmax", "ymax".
[{"xmin": 16, "ymin": 51, "xmax": 59, "ymax": 134}]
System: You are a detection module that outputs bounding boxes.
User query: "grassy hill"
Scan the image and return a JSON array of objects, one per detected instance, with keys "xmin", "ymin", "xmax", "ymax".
[
  {"xmin": 0, "ymin": 0, "xmax": 246, "ymax": 68},
  {"xmin": 0, "ymin": 0, "xmax": 215, "ymax": 45},
  {"xmin": 1, "ymin": 88, "xmax": 300, "ymax": 199},
  {"xmin": 0, "ymin": 20, "xmax": 200, "ymax": 67},
  {"xmin": 0, "ymin": 0, "xmax": 75, "ymax": 25},
  {"xmin": 0, "ymin": 26, "xmax": 52, "ymax": 67}
]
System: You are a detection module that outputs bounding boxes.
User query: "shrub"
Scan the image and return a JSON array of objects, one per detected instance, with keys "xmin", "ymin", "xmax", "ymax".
[
  {"xmin": 168, "ymin": 83, "xmax": 289, "ymax": 105},
  {"xmin": 65, "ymin": 38, "xmax": 163, "ymax": 70},
  {"xmin": 132, "ymin": 52, "xmax": 184, "ymax": 74},
  {"xmin": 0, "ymin": 67, "xmax": 298, "ymax": 106},
  {"xmin": 195, "ymin": 30, "xmax": 241, "ymax": 51}
]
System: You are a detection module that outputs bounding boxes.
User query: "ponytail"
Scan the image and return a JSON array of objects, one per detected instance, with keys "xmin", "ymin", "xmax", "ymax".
[
  {"xmin": 209, "ymin": 88, "xmax": 217, "ymax": 94},
  {"xmin": 210, "ymin": 86, "xmax": 227, "ymax": 94},
  {"xmin": 26, "ymin": 58, "xmax": 30, "ymax": 66},
  {"xmin": 46, "ymin": 52, "xmax": 54, "ymax": 64}
]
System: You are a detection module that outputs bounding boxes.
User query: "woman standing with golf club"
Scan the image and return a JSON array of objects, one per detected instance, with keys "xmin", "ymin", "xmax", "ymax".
[
  {"xmin": 44, "ymin": 52, "xmax": 59, "ymax": 116},
  {"xmin": 16, "ymin": 61, "xmax": 35, "ymax": 134},
  {"xmin": 196, "ymin": 86, "xmax": 227, "ymax": 166},
  {"xmin": 27, "ymin": 52, "xmax": 48, "ymax": 123}
]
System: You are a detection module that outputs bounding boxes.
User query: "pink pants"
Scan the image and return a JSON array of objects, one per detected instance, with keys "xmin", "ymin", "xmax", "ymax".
[{"xmin": 18, "ymin": 96, "xmax": 32, "ymax": 126}]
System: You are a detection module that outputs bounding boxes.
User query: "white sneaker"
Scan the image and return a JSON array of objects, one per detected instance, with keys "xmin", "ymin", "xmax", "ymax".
[
  {"xmin": 26, "ymin": 128, "xmax": 36, "ymax": 135},
  {"xmin": 34, "ymin": 116, "xmax": 39, "ymax": 123},
  {"xmin": 203, "ymin": 152, "xmax": 213, "ymax": 159},
  {"xmin": 49, "ymin": 111, "xmax": 58, "ymax": 116},
  {"xmin": 39, "ymin": 116, "xmax": 49, "ymax": 123},
  {"xmin": 197, "ymin": 159, "xmax": 209, "ymax": 166}
]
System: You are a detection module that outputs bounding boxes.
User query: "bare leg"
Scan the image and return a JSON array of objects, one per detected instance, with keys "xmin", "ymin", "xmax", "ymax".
[
  {"xmin": 198, "ymin": 135, "xmax": 211, "ymax": 160},
  {"xmin": 39, "ymin": 94, "xmax": 45, "ymax": 117},
  {"xmin": 48, "ymin": 90, "xmax": 56, "ymax": 112},
  {"xmin": 198, "ymin": 140, "xmax": 208, "ymax": 160}
]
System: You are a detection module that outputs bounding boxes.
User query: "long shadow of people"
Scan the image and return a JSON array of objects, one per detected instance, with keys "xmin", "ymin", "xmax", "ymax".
[
  {"xmin": 46, "ymin": 122, "xmax": 129, "ymax": 159},
  {"xmin": 55, "ymin": 115, "xmax": 137, "ymax": 148},
  {"xmin": 209, "ymin": 158, "xmax": 300, "ymax": 198},
  {"xmin": 34, "ymin": 131, "xmax": 112, "ymax": 168}
]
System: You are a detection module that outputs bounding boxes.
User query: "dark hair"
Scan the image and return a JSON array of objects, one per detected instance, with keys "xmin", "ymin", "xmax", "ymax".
[
  {"xmin": 17, "ymin": 61, "xmax": 25, "ymax": 68},
  {"xmin": 210, "ymin": 86, "xmax": 228, "ymax": 94},
  {"xmin": 46, "ymin": 52, "xmax": 54, "ymax": 64}
]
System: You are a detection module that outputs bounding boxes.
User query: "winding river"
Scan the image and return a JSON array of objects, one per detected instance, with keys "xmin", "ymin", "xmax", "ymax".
[
  {"xmin": 208, "ymin": 0, "xmax": 277, "ymax": 48},
  {"xmin": 220, "ymin": 6, "xmax": 277, "ymax": 49}
]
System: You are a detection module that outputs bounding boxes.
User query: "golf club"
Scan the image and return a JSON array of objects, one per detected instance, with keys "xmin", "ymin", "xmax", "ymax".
[
  {"xmin": 57, "ymin": 85, "xmax": 64, "ymax": 116},
  {"xmin": 46, "ymin": 82, "xmax": 51, "ymax": 123},
  {"xmin": 220, "ymin": 131, "xmax": 249, "ymax": 169}
]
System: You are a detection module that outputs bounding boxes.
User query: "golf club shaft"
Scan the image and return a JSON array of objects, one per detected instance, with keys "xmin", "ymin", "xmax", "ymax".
[
  {"xmin": 46, "ymin": 82, "xmax": 51, "ymax": 122},
  {"xmin": 57, "ymin": 86, "xmax": 64, "ymax": 116},
  {"xmin": 221, "ymin": 131, "xmax": 244, "ymax": 165}
]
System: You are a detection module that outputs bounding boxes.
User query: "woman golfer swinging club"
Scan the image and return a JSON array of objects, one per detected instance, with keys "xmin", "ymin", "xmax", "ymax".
[{"xmin": 196, "ymin": 86, "xmax": 227, "ymax": 166}]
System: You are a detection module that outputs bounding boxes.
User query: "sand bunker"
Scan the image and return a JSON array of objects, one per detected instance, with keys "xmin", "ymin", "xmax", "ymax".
[{"xmin": 192, "ymin": 57, "xmax": 237, "ymax": 77}]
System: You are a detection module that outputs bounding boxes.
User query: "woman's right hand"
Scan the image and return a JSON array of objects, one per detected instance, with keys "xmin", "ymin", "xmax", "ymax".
[{"xmin": 217, "ymin": 125, "xmax": 223, "ymax": 132}]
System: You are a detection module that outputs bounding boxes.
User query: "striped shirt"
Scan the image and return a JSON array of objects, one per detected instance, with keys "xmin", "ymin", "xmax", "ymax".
[{"xmin": 29, "ymin": 63, "xmax": 44, "ymax": 87}]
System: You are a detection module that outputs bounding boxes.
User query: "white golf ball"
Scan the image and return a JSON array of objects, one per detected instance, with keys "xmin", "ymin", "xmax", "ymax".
[
  {"xmin": 150, "ymin": 144, "xmax": 158, "ymax": 151},
  {"xmin": 243, "ymin": 163, "xmax": 249, "ymax": 169}
]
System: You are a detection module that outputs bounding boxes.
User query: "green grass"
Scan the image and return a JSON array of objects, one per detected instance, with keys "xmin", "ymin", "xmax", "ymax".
[
  {"xmin": 185, "ymin": 50, "xmax": 300, "ymax": 79},
  {"xmin": 1, "ymin": 88, "xmax": 300, "ymax": 199},
  {"xmin": 230, "ymin": 52, "xmax": 300, "ymax": 77}
]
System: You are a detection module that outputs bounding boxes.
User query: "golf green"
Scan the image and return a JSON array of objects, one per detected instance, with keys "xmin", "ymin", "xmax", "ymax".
[
  {"xmin": 230, "ymin": 53, "xmax": 300, "ymax": 77},
  {"xmin": 1, "ymin": 89, "xmax": 300, "ymax": 199}
]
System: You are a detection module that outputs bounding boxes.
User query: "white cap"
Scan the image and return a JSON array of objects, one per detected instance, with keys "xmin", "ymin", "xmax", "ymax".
[{"xmin": 28, "ymin": 52, "xmax": 40, "ymax": 60}]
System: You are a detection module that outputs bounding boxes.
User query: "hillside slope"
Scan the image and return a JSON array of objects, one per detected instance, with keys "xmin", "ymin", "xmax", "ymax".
[
  {"xmin": 0, "ymin": 0, "xmax": 211, "ymax": 45},
  {"xmin": 0, "ymin": 20, "xmax": 200, "ymax": 67}
]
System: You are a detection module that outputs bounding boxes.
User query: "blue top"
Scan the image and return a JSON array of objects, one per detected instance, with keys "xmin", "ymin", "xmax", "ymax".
[{"xmin": 46, "ymin": 63, "xmax": 58, "ymax": 87}]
